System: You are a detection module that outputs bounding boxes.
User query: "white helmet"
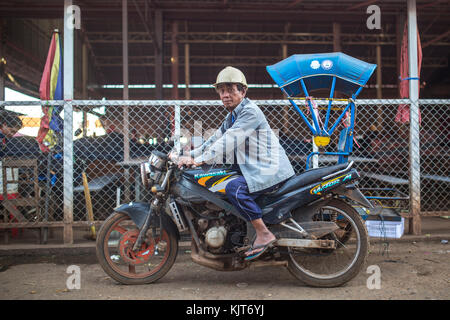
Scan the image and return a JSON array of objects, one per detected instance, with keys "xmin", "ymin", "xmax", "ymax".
[{"xmin": 213, "ymin": 66, "xmax": 248, "ymax": 88}]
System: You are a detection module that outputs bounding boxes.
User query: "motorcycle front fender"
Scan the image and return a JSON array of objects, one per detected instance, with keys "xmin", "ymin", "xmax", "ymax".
[
  {"xmin": 114, "ymin": 201, "xmax": 180, "ymax": 240},
  {"xmin": 114, "ymin": 202, "xmax": 152, "ymax": 229}
]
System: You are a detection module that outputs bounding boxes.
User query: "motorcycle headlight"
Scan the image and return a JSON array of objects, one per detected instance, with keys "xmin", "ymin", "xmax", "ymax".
[
  {"xmin": 141, "ymin": 152, "xmax": 168, "ymax": 188},
  {"xmin": 149, "ymin": 152, "xmax": 165, "ymax": 171},
  {"xmin": 140, "ymin": 161, "xmax": 152, "ymax": 188}
]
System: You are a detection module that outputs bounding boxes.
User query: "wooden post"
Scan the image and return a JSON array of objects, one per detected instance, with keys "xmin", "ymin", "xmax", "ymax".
[
  {"xmin": 282, "ymin": 44, "xmax": 288, "ymax": 61},
  {"xmin": 396, "ymin": 13, "xmax": 405, "ymax": 94},
  {"xmin": 184, "ymin": 21, "xmax": 190, "ymax": 100},
  {"xmin": 82, "ymin": 172, "xmax": 96, "ymax": 239},
  {"xmin": 171, "ymin": 21, "xmax": 179, "ymax": 100},
  {"xmin": 82, "ymin": 42, "xmax": 88, "ymax": 137},
  {"xmin": 376, "ymin": 44, "xmax": 383, "ymax": 131},
  {"xmin": 282, "ymin": 23, "xmax": 290, "ymax": 136},
  {"xmin": 185, "ymin": 43, "xmax": 191, "ymax": 100},
  {"xmin": 376, "ymin": 45, "xmax": 382, "ymax": 99},
  {"xmin": 281, "ymin": 44, "xmax": 289, "ymax": 135},
  {"xmin": 333, "ymin": 22, "xmax": 341, "ymax": 52},
  {"xmin": 122, "ymin": 0, "xmax": 129, "ymax": 160},
  {"xmin": 82, "ymin": 42, "xmax": 88, "ymax": 95},
  {"xmin": 154, "ymin": 10, "xmax": 163, "ymax": 100},
  {"xmin": 0, "ymin": 19, "xmax": 4, "ymax": 103},
  {"xmin": 122, "ymin": 0, "xmax": 131, "ymax": 203}
]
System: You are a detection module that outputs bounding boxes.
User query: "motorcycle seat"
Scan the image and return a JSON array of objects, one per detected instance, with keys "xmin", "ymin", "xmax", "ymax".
[{"xmin": 267, "ymin": 163, "xmax": 349, "ymax": 197}]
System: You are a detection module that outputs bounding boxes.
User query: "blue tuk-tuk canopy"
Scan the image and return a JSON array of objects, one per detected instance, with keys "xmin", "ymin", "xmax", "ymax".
[{"xmin": 266, "ymin": 52, "xmax": 377, "ymax": 98}]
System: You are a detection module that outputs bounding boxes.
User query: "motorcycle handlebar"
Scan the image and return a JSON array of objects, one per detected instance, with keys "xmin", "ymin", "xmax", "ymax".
[
  {"xmin": 167, "ymin": 151, "xmax": 199, "ymax": 170},
  {"xmin": 167, "ymin": 154, "xmax": 197, "ymax": 171}
]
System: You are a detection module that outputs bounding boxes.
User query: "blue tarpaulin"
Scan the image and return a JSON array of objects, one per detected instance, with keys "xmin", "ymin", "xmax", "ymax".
[{"xmin": 266, "ymin": 52, "xmax": 377, "ymax": 97}]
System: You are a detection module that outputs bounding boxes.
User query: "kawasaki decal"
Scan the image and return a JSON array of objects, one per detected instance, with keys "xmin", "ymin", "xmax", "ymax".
[
  {"xmin": 194, "ymin": 170, "xmax": 228, "ymax": 179},
  {"xmin": 194, "ymin": 171, "xmax": 239, "ymax": 194}
]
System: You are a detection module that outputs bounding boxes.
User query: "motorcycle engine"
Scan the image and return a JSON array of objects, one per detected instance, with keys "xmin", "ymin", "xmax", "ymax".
[
  {"xmin": 205, "ymin": 226, "xmax": 227, "ymax": 249},
  {"xmin": 194, "ymin": 203, "xmax": 246, "ymax": 254}
]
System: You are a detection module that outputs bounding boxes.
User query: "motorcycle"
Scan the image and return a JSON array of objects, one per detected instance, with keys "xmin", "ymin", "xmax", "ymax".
[{"xmin": 96, "ymin": 150, "xmax": 372, "ymax": 287}]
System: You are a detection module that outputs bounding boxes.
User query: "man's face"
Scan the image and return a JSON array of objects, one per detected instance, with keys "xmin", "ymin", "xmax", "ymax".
[
  {"xmin": 216, "ymin": 84, "xmax": 246, "ymax": 111},
  {"xmin": 1, "ymin": 124, "xmax": 20, "ymax": 138}
]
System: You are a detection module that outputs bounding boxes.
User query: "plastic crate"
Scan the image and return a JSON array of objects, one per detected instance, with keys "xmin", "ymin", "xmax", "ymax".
[{"xmin": 365, "ymin": 218, "xmax": 404, "ymax": 239}]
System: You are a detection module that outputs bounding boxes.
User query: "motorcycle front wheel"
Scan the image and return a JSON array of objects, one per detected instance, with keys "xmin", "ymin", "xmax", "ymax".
[
  {"xmin": 286, "ymin": 199, "xmax": 369, "ymax": 287},
  {"xmin": 96, "ymin": 211, "xmax": 178, "ymax": 285}
]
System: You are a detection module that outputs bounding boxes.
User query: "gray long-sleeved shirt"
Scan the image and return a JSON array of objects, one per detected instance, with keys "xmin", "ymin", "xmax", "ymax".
[{"xmin": 190, "ymin": 98, "xmax": 295, "ymax": 193}]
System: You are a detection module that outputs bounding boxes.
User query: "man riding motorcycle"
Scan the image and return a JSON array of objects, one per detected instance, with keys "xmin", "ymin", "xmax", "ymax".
[{"xmin": 170, "ymin": 66, "xmax": 295, "ymax": 260}]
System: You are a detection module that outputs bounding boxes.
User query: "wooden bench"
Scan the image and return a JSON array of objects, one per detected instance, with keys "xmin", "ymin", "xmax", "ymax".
[
  {"xmin": 422, "ymin": 174, "xmax": 450, "ymax": 183},
  {"xmin": 73, "ymin": 174, "xmax": 121, "ymax": 193},
  {"xmin": 362, "ymin": 172, "xmax": 450, "ymax": 185},
  {"xmin": 1, "ymin": 158, "xmax": 41, "ymax": 244},
  {"xmin": 1, "ymin": 158, "xmax": 40, "ymax": 223}
]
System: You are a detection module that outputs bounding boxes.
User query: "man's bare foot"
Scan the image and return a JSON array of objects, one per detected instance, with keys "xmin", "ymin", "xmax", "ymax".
[{"xmin": 245, "ymin": 232, "xmax": 277, "ymax": 257}]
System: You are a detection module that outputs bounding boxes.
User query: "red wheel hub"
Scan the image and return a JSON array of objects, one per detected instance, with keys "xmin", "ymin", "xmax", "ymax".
[{"xmin": 118, "ymin": 229, "xmax": 155, "ymax": 265}]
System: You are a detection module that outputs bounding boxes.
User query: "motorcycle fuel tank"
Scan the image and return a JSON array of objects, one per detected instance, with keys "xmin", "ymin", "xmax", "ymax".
[{"xmin": 183, "ymin": 167, "xmax": 241, "ymax": 195}]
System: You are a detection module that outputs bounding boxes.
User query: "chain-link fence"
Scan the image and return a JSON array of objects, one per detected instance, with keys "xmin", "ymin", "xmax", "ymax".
[
  {"xmin": 1, "ymin": 99, "xmax": 449, "ymax": 241},
  {"xmin": 419, "ymin": 101, "xmax": 450, "ymax": 213}
]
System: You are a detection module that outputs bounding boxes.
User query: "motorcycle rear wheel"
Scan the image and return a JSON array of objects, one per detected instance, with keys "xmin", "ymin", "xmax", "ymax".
[
  {"xmin": 96, "ymin": 211, "xmax": 178, "ymax": 285},
  {"xmin": 286, "ymin": 199, "xmax": 369, "ymax": 287}
]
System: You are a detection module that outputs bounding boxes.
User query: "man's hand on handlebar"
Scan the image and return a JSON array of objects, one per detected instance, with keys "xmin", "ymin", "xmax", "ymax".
[
  {"xmin": 176, "ymin": 156, "xmax": 196, "ymax": 168},
  {"xmin": 168, "ymin": 151, "xmax": 203, "ymax": 169},
  {"xmin": 168, "ymin": 150, "xmax": 179, "ymax": 162}
]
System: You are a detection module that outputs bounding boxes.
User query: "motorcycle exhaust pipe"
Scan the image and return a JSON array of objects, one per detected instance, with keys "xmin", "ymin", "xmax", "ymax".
[
  {"xmin": 190, "ymin": 242, "xmax": 227, "ymax": 271},
  {"xmin": 184, "ymin": 206, "xmax": 233, "ymax": 271}
]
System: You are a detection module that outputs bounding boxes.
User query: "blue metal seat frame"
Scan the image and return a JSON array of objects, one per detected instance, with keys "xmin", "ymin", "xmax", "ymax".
[{"xmin": 266, "ymin": 52, "xmax": 376, "ymax": 169}]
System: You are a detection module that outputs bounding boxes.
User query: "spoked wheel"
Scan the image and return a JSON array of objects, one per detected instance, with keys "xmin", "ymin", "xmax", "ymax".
[
  {"xmin": 286, "ymin": 199, "xmax": 369, "ymax": 287},
  {"xmin": 96, "ymin": 212, "xmax": 178, "ymax": 285}
]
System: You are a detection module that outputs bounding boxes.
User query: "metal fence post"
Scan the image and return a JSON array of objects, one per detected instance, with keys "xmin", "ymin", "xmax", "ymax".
[
  {"xmin": 174, "ymin": 103, "xmax": 181, "ymax": 153},
  {"xmin": 63, "ymin": 0, "xmax": 74, "ymax": 244},
  {"xmin": 312, "ymin": 138, "xmax": 319, "ymax": 168},
  {"xmin": 407, "ymin": 0, "xmax": 421, "ymax": 235}
]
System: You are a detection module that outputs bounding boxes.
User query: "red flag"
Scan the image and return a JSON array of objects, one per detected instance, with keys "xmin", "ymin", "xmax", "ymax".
[
  {"xmin": 395, "ymin": 23, "xmax": 422, "ymax": 124},
  {"xmin": 39, "ymin": 34, "xmax": 56, "ymax": 100},
  {"xmin": 37, "ymin": 32, "xmax": 63, "ymax": 152}
]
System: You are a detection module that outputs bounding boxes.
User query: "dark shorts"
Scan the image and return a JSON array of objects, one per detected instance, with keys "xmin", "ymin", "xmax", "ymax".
[{"xmin": 225, "ymin": 176, "xmax": 281, "ymax": 221}]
